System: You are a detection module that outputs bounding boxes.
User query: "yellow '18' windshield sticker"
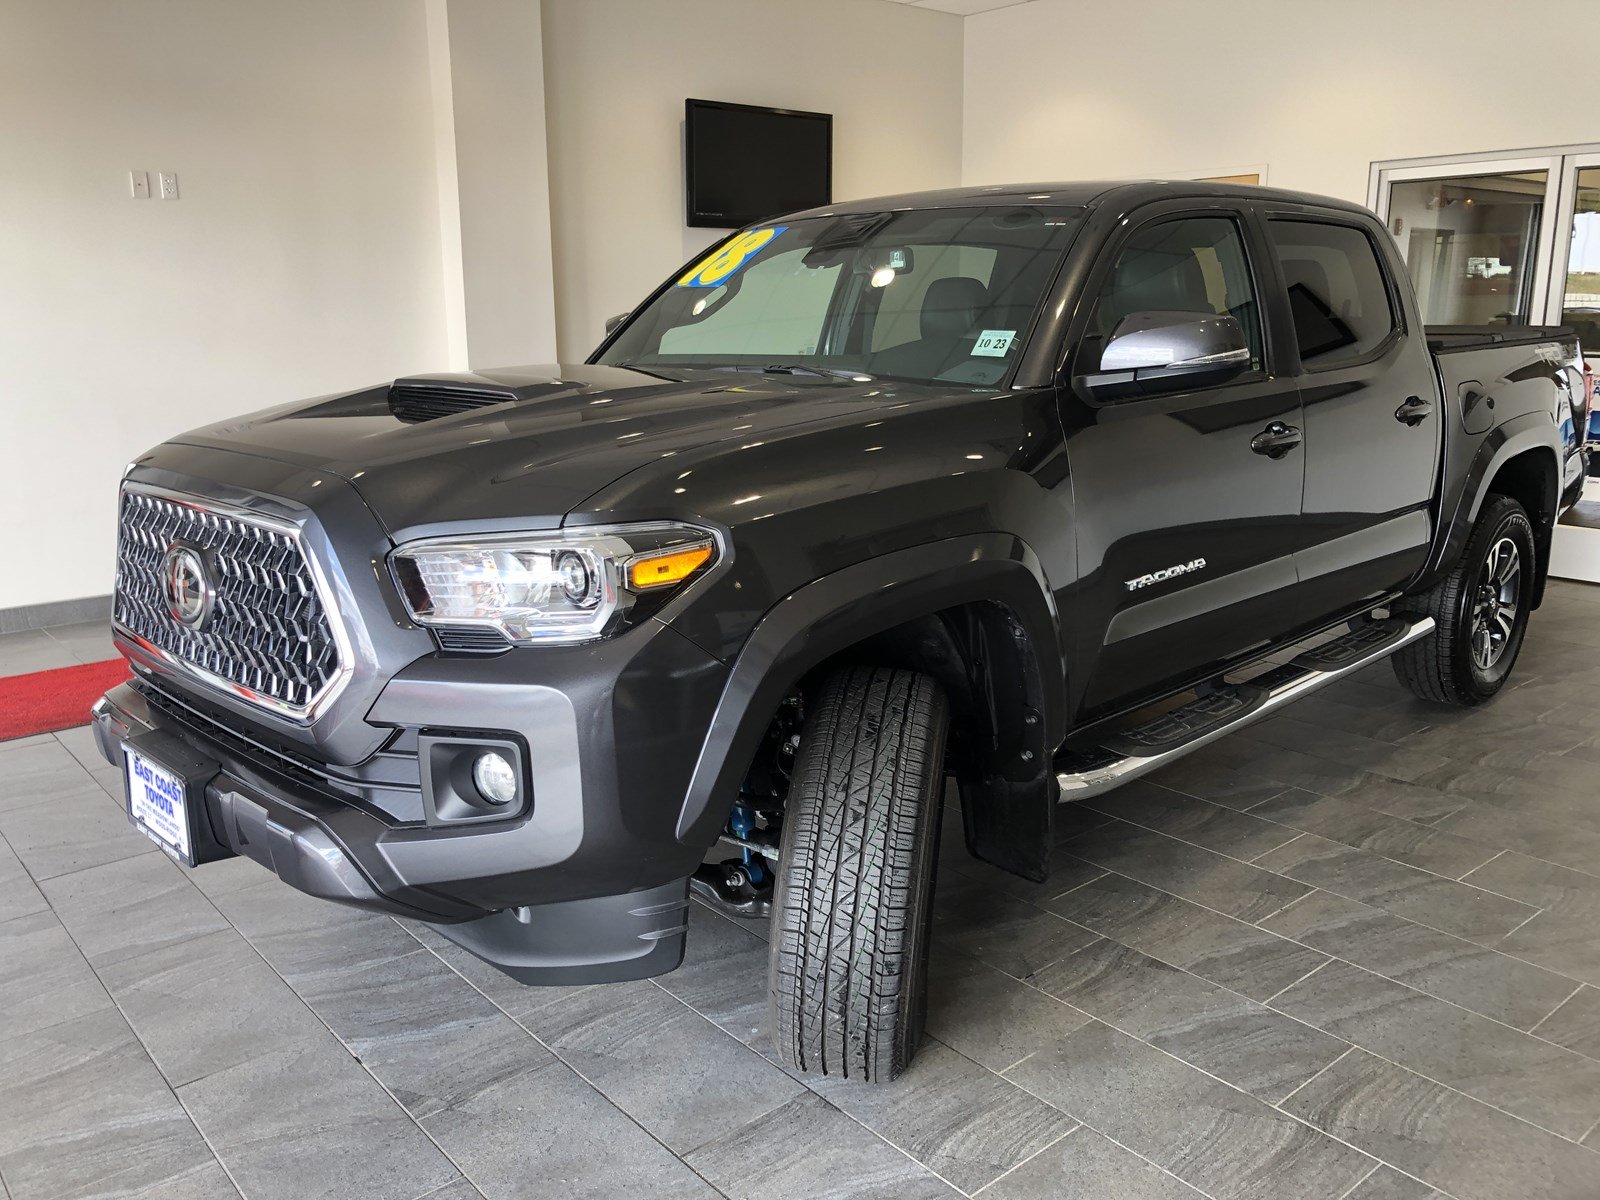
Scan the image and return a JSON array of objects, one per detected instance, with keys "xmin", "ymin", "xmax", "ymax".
[{"xmin": 678, "ymin": 226, "xmax": 786, "ymax": 288}]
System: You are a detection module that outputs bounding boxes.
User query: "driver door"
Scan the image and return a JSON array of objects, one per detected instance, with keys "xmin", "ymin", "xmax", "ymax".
[{"xmin": 1062, "ymin": 205, "xmax": 1307, "ymax": 720}]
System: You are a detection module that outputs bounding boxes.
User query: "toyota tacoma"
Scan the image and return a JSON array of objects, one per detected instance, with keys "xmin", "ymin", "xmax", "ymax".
[{"xmin": 96, "ymin": 181, "xmax": 1589, "ymax": 1081}]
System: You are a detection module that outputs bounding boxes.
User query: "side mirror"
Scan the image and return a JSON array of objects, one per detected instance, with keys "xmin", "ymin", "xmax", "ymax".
[
  {"xmin": 604, "ymin": 311, "xmax": 630, "ymax": 336},
  {"xmin": 1080, "ymin": 310, "xmax": 1250, "ymax": 400}
]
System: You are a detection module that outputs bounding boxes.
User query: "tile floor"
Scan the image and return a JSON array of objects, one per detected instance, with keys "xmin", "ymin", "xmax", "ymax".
[{"xmin": 2, "ymin": 587, "xmax": 1600, "ymax": 1200}]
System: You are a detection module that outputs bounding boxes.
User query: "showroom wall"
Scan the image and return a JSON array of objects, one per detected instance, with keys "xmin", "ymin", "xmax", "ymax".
[
  {"xmin": 540, "ymin": 0, "xmax": 965, "ymax": 360},
  {"xmin": 0, "ymin": 0, "xmax": 452, "ymax": 612},
  {"xmin": 962, "ymin": 0, "xmax": 1600, "ymax": 203}
]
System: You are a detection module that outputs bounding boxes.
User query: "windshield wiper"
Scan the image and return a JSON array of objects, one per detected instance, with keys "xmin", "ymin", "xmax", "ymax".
[{"xmin": 714, "ymin": 364, "xmax": 877, "ymax": 382}]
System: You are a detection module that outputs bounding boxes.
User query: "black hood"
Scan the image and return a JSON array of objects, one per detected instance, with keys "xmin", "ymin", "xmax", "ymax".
[{"xmin": 173, "ymin": 364, "xmax": 937, "ymax": 538}]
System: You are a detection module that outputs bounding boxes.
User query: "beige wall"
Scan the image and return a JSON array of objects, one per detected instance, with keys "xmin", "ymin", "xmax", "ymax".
[
  {"xmin": 962, "ymin": 0, "xmax": 1600, "ymax": 203},
  {"xmin": 443, "ymin": 0, "xmax": 560, "ymax": 368},
  {"xmin": 0, "ymin": 0, "xmax": 452, "ymax": 609},
  {"xmin": 541, "ymin": 0, "xmax": 966, "ymax": 360}
]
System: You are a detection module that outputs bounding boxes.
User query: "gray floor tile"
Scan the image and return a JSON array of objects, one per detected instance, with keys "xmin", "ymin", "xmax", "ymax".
[
  {"xmin": 1082, "ymin": 780, "xmax": 1303, "ymax": 859},
  {"xmin": 1238, "ymin": 715, "xmax": 1452, "ymax": 783},
  {"xmin": 1200, "ymin": 739, "xmax": 1468, "ymax": 824},
  {"xmin": 653, "ymin": 903, "xmax": 773, "ymax": 1048},
  {"xmin": 286, "ymin": 943, "xmax": 558, "ymax": 1121},
  {"xmin": 1003, "ymin": 1020, "xmax": 1373, "ymax": 1200},
  {"xmin": 0, "ymin": 909, "xmax": 114, "ymax": 1040},
  {"xmin": 1251, "ymin": 833, "xmax": 1536, "ymax": 944},
  {"xmin": 414, "ymin": 1180, "xmax": 485, "ymax": 1200},
  {"xmin": 685, "ymin": 1091, "xmax": 961, "ymax": 1199},
  {"xmin": 212, "ymin": 877, "xmax": 421, "ymax": 979},
  {"xmin": 518, "ymin": 976, "xmax": 806, "ymax": 1156},
  {"xmin": 1411, "ymin": 754, "xmax": 1600, "ymax": 834},
  {"xmin": 1142, "ymin": 755, "xmax": 1290, "ymax": 812},
  {"xmin": 0, "ymin": 835, "xmax": 48, "ymax": 923},
  {"xmin": 1341, "ymin": 1165, "xmax": 1446, "ymax": 1200},
  {"xmin": 52, "ymin": 723, "xmax": 108, "ymax": 774},
  {"xmin": 0, "ymin": 1007, "xmax": 223, "ymax": 1200},
  {"xmin": 1032, "ymin": 937, "xmax": 1347, "ymax": 1102},
  {"xmin": 421, "ymin": 1057, "xmax": 725, "ymax": 1200},
  {"xmin": 39, "ymin": 852, "xmax": 231, "ymax": 970},
  {"xmin": 1062, "ymin": 820, "xmax": 1310, "ymax": 922},
  {"xmin": 0, "ymin": 738, "xmax": 101, "ymax": 812},
  {"xmin": 1431, "ymin": 799, "xmax": 1600, "ymax": 878},
  {"xmin": 0, "ymin": 781, "xmax": 155, "ymax": 880},
  {"xmin": 933, "ymin": 872, "xmax": 1100, "ymax": 980},
  {"xmin": 980, "ymin": 1125, "xmax": 1208, "ymax": 1200},
  {"xmin": 924, "ymin": 952, "xmax": 1092, "ymax": 1073},
  {"xmin": 178, "ymin": 1039, "xmax": 459, "ymax": 1200},
  {"xmin": 95, "ymin": 927, "xmax": 327, "ymax": 1088},
  {"xmin": 1261, "ymin": 889, "xmax": 1578, "ymax": 1030},
  {"xmin": 1272, "ymin": 958, "xmax": 1600, "ymax": 1138},
  {"xmin": 1247, "ymin": 788, "xmax": 1500, "ymax": 878},
  {"xmin": 1274, "ymin": 691, "xmax": 1436, "ymax": 743},
  {"xmin": 802, "ymin": 1039, "xmax": 1075, "ymax": 1192},
  {"xmin": 42, "ymin": 619, "xmax": 118, "ymax": 665},
  {"xmin": 1533, "ymin": 985, "xmax": 1600, "ymax": 1060},
  {"xmin": 1283, "ymin": 1048, "xmax": 1600, "ymax": 1200},
  {"xmin": 0, "ymin": 629, "xmax": 78, "ymax": 676},
  {"xmin": 1043, "ymin": 867, "xmax": 1329, "ymax": 1001}
]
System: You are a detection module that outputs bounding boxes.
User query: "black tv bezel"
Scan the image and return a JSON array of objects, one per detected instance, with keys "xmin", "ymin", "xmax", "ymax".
[{"xmin": 684, "ymin": 97, "xmax": 833, "ymax": 229}]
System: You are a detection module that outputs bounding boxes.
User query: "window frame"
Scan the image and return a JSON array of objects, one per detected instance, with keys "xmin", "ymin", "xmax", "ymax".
[
  {"xmin": 1261, "ymin": 212, "xmax": 1408, "ymax": 376},
  {"xmin": 1063, "ymin": 202, "xmax": 1276, "ymax": 404}
]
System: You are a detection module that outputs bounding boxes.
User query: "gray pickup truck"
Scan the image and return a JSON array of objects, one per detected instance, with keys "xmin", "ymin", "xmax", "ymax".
[{"xmin": 97, "ymin": 181, "xmax": 1587, "ymax": 1081}]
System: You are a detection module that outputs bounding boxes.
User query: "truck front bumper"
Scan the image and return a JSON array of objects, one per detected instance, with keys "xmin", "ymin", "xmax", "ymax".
[{"xmin": 92, "ymin": 617, "xmax": 732, "ymax": 985}]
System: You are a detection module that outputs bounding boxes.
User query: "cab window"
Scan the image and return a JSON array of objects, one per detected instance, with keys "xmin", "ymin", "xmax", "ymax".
[
  {"xmin": 1082, "ymin": 216, "xmax": 1264, "ymax": 375},
  {"xmin": 1268, "ymin": 219, "xmax": 1398, "ymax": 369}
]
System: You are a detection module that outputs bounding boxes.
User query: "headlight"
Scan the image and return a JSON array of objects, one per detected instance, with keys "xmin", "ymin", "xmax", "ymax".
[{"xmin": 390, "ymin": 524, "xmax": 718, "ymax": 645}]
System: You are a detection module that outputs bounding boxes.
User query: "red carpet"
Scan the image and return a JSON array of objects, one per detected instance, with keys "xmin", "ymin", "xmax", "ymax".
[{"xmin": 0, "ymin": 659, "xmax": 131, "ymax": 741}]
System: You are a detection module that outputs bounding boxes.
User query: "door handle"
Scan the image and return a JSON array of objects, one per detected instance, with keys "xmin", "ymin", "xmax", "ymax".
[
  {"xmin": 1395, "ymin": 395, "xmax": 1435, "ymax": 425},
  {"xmin": 1250, "ymin": 421, "xmax": 1302, "ymax": 459}
]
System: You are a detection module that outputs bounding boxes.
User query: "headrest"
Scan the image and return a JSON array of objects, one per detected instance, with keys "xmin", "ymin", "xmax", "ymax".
[
  {"xmin": 1107, "ymin": 251, "xmax": 1211, "ymax": 324},
  {"xmin": 922, "ymin": 276, "xmax": 989, "ymax": 340}
]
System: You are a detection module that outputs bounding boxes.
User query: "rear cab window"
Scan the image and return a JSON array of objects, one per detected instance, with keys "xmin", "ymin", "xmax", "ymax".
[{"xmin": 1268, "ymin": 219, "xmax": 1399, "ymax": 369}]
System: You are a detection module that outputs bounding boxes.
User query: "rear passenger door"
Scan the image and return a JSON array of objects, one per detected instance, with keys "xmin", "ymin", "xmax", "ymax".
[
  {"xmin": 1263, "ymin": 213, "xmax": 1443, "ymax": 612},
  {"xmin": 1062, "ymin": 206, "xmax": 1307, "ymax": 719}
]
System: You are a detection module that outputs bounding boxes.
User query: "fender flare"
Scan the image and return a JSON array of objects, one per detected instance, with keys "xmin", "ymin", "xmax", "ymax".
[
  {"xmin": 672, "ymin": 532, "xmax": 1065, "ymax": 847},
  {"xmin": 1426, "ymin": 413, "xmax": 1560, "ymax": 582}
]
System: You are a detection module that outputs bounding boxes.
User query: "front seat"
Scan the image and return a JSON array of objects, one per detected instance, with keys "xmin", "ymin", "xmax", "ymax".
[{"xmin": 869, "ymin": 275, "xmax": 989, "ymax": 379}]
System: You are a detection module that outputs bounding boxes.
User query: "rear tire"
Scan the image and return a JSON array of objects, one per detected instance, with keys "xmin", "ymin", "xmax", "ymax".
[
  {"xmin": 768, "ymin": 665, "xmax": 948, "ymax": 1083},
  {"xmin": 1391, "ymin": 495, "xmax": 1536, "ymax": 706}
]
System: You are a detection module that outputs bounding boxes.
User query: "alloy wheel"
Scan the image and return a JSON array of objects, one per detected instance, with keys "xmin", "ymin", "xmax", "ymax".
[{"xmin": 1469, "ymin": 535, "xmax": 1521, "ymax": 671}]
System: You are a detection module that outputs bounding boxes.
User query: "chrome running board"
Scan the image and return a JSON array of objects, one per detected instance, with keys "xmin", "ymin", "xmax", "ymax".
[{"xmin": 1054, "ymin": 615, "xmax": 1436, "ymax": 802}]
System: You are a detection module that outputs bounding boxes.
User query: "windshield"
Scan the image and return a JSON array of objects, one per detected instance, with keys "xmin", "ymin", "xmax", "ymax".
[{"xmin": 598, "ymin": 205, "xmax": 1084, "ymax": 387}]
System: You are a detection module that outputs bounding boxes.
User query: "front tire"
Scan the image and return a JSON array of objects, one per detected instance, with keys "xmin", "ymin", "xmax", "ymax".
[
  {"xmin": 1392, "ymin": 494, "xmax": 1537, "ymax": 705},
  {"xmin": 768, "ymin": 665, "xmax": 948, "ymax": 1083}
]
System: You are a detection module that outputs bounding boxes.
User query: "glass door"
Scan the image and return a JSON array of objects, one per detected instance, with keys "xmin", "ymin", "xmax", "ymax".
[{"xmin": 1373, "ymin": 156, "xmax": 1563, "ymax": 327}]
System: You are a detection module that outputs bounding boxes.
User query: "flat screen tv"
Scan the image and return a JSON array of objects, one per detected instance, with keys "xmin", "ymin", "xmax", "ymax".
[{"xmin": 685, "ymin": 98, "xmax": 832, "ymax": 229}]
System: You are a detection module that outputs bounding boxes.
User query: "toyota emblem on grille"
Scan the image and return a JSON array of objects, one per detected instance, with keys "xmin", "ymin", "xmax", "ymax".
[{"xmin": 162, "ymin": 544, "xmax": 214, "ymax": 628}]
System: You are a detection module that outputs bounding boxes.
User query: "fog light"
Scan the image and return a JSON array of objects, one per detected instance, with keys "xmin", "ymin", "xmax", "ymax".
[{"xmin": 472, "ymin": 751, "xmax": 517, "ymax": 805}]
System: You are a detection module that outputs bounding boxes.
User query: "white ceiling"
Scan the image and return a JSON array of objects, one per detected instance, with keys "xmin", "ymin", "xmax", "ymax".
[{"xmin": 876, "ymin": 0, "xmax": 1037, "ymax": 16}]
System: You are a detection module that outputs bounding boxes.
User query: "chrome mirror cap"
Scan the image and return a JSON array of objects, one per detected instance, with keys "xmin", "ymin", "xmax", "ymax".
[{"xmin": 1100, "ymin": 310, "xmax": 1249, "ymax": 372}]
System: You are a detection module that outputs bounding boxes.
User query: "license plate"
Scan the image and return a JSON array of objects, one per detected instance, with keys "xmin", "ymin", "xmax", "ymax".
[{"xmin": 124, "ymin": 745, "xmax": 193, "ymax": 863}]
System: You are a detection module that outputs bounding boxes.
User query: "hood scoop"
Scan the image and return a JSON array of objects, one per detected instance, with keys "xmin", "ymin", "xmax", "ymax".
[{"xmin": 388, "ymin": 379, "xmax": 519, "ymax": 423}]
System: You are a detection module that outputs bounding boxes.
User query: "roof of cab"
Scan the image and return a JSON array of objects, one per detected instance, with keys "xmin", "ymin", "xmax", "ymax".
[{"xmin": 778, "ymin": 180, "xmax": 1376, "ymax": 222}]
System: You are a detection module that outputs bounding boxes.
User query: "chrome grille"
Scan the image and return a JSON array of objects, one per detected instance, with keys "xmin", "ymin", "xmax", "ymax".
[{"xmin": 113, "ymin": 487, "xmax": 347, "ymax": 719}]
